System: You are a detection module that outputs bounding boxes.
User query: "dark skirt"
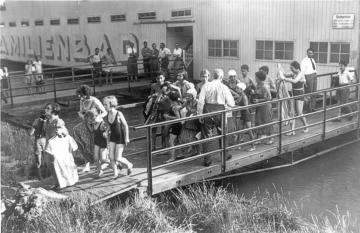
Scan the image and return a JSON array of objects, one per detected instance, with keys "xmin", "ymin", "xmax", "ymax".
[
  {"xmin": 255, "ymin": 103, "xmax": 273, "ymax": 136},
  {"xmin": 127, "ymin": 57, "xmax": 138, "ymax": 75}
]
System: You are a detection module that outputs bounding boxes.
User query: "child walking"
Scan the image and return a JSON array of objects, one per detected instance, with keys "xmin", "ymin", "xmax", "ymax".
[
  {"xmin": 84, "ymin": 109, "xmax": 110, "ymax": 178},
  {"xmin": 103, "ymin": 95, "xmax": 133, "ymax": 179},
  {"xmin": 29, "ymin": 112, "xmax": 47, "ymax": 180}
]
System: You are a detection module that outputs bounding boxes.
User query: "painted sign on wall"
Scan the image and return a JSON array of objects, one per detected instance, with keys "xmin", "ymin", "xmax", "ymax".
[{"xmin": 332, "ymin": 14, "xmax": 355, "ymax": 29}]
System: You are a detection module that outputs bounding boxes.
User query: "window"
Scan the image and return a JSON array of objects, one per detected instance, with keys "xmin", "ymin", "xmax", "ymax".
[
  {"xmin": 67, "ymin": 18, "xmax": 79, "ymax": 25},
  {"xmin": 50, "ymin": 19, "xmax": 60, "ymax": 25},
  {"xmin": 21, "ymin": 21, "xmax": 29, "ymax": 27},
  {"xmin": 208, "ymin": 39, "xmax": 238, "ymax": 57},
  {"xmin": 35, "ymin": 20, "xmax": 44, "ymax": 26},
  {"xmin": 256, "ymin": 40, "xmax": 273, "ymax": 60},
  {"xmin": 171, "ymin": 9, "xmax": 192, "ymax": 17},
  {"xmin": 330, "ymin": 42, "xmax": 350, "ymax": 63},
  {"xmin": 9, "ymin": 21, "xmax": 16, "ymax": 27},
  {"xmin": 138, "ymin": 12, "xmax": 156, "ymax": 20},
  {"xmin": 111, "ymin": 14, "xmax": 126, "ymax": 22},
  {"xmin": 274, "ymin": 41, "xmax": 293, "ymax": 60},
  {"xmin": 310, "ymin": 42, "xmax": 328, "ymax": 64},
  {"xmin": 87, "ymin": 16, "xmax": 101, "ymax": 23}
]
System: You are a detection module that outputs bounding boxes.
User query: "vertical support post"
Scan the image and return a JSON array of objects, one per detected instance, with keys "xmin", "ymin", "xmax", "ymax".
[
  {"xmin": 91, "ymin": 68, "xmax": 96, "ymax": 95},
  {"xmin": 71, "ymin": 67, "xmax": 75, "ymax": 82},
  {"xmin": 329, "ymin": 74, "xmax": 333, "ymax": 105},
  {"xmin": 128, "ymin": 75, "xmax": 131, "ymax": 93},
  {"xmin": 7, "ymin": 75, "xmax": 14, "ymax": 106},
  {"xmin": 146, "ymin": 126, "xmax": 153, "ymax": 196},
  {"xmin": 356, "ymin": 73, "xmax": 360, "ymax": 137},
  {"xmin": 52, "ymin": 73, "xmax": 57, "ymax": 102},
  {"xmin": 322, "ymin": 90, "xmax": 327, "ymax": 141},
  {"xmin": 278, "ymin": 100, "xmax": 283, "ymax": 155},
  {"xmin": 221, "ymin": 111, "xmax": 226, "ymax": 173}
]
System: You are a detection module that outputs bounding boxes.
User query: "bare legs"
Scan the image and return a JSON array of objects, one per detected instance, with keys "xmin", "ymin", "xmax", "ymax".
[
  {"xmin": 109, "ymin": 142, "xmax": 133, "ymax": 178},
  {"xmin": 287, "ymin": 99, "xmax": 308, "ymax": 135}
]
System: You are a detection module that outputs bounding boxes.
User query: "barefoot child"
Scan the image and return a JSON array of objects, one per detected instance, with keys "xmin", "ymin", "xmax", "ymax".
[
  {"xmin": 29, "ymin": 112, "xmax": 47, "ymax": 179},
  {"xmin": 84, "ymin": 109, "xmax": 110, "ymax": 178},
  {"xmin": 103, "ymin": 95, "xmax": 133, "ymax": 178}
]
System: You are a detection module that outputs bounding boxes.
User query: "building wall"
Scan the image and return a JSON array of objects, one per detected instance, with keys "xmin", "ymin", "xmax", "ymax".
[
  {"xmin": 0, "ymin": 0, "xmax": 358, "ymax": 90},
  {"xmin": 194, "ymin": 0, "xmax": 359, "ymax": 89}
]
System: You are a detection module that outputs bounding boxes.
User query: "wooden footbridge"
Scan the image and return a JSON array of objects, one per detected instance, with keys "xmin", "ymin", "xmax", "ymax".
[{"xmin": 25, "ymin": 72, "xmax": 360, "ymax": 204}]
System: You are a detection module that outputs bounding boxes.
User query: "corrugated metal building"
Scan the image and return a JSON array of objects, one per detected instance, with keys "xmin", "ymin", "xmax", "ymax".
[{"xmin": 1, "ymin": 0, "xmax": 359, "ymax": 89}]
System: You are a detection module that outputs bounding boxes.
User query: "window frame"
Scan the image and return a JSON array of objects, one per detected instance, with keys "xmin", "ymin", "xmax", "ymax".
[
  {"xmin": 208, "ymin": 39, "xmax": 239, "ymax": 58},
  {"xmin": 309, "ymin": 41, "xmax": 329, "ymax": 64},
  {"xmin": 87, "ymin": 16, "xmax": 101, "ymax": 24},
  {"xmin": 35, "ymin": 20, "xmax": 44, "ymax": 26},
  {"xmin": 171, "ymin": 8, "xmax": 192, "ymax": 18},
  {"xmin": 329, "ymin": 42, "xmax": 350, "ymax": 64},
  {"xmin": 50, "ymin": 19, "xmax": 61, "ymax": 26},
  {"xmin": 9, "ymin": 21, "xmax": 16, "ymax": 27},
  {"xmin": 255, "ymin": 40, "xmax": 273, "ymax": 60},
  {"xmin": 274, "ymin": 41, "xmax": 294, "ymax": 61},
  {"xmin": 21, "ymin": 20, "xmax": 30, "ymax": 27},
  {"xmin": 138, "ymin": 11, "xmax": 157, "ymax": 20},
  {"xmin": 110, "ymin": 14, "xmax": 126, "ymax": 22},
  {"xmin": 67, "ymin": 17, "xmax": 80, "ymax": 25}
]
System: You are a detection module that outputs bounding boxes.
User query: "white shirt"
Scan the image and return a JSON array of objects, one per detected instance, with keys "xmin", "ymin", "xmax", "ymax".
[
  {"xmin": 338, "ymin": 70, "xmax": 354, "ymax": 85},
  {"xmin": 159, "ymin": 48, "xmax": 171, "ymax": 58},
  {"xmin": 300, "ymin": 57, "xmax": 317, "ymax": 75},
  {"xmin": 173, "ymin": 48, "xmax": 182, "ymax": 57},
  {"xmin": 197, "ymin": 79, "xmax": 235, "ymax": 115},
  {"xmin": 127, "ymin": 47, "xmax": 137, "ymax": 57},
  {"xmin": 33, "ymin": 60, "xmax": 42, "ymax": 73}
]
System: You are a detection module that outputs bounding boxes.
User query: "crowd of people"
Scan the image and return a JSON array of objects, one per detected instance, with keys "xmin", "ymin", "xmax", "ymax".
[
  {"xmin": 24, "ymin": 56, "xmax": 45, "ymax": 94},
  {"xmin": 87, "ymin": 42, "xmax": 185, "ymax": 85},
  {"xmin": 22, "ymin": 47, "xmax": 356, "ymax": 190}
]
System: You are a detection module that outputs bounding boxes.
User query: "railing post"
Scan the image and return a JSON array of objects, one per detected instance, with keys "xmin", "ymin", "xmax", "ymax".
[
  {"xmin": 52, "ymin": 73, "xmax": 57, "ymax": 102},
  {"xmin": 221, "ymin": 111, "xmax": 226, "ymax": 173},
  {"xmin": 146, "ymin": 126, "xmax": 153, "ymax": 196},
  {"xmin": 329, "ymin": 74, "xmax": 333, "ymax": 105},
  {"xmin": 7, "ymin": 75, "xmax": 14, "ymax": 106},
  {"xmin": 71, "ymin": 67, "xmax": 75, "ymax": 82},
  {"xmin": 322, "ymin": 90, "xmax": 327, "ymax": 141},
  {"xmin": 278, "ymin": 100, "xmax": 283, "ymax": 154},
  {"xmin": 91, "ymin": 68, "xmax": 96, "ymax": 95}
]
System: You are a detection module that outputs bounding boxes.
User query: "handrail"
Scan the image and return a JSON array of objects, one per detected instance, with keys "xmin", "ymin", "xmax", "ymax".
[{"xmin": 136, "ymin": 70, "xmax": 358, "ymax": 196}]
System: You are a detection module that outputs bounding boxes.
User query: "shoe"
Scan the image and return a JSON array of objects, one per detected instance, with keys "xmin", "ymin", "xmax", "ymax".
[
  {"xmin": 246, "ymin": 147, "xmax": 256, "ymax": 152},
  {"xmin": 286, "ymin": 131, "xmax": 295, "ymax": 136},
  {"xmin": 226, "ymin": 154, "xmax": 232, "ymax": 161},
  {"xmin": 82, "ymin": 163, "xmax": 90, "ymax": 173},
  {"xmin": 98, "ymin": 170, "xmax": 104, "ymax": 178},
  {"xmin": 265, "ymin": 139, "xmax": 274, "ymax": 145},
  {"xmin": 112, "ymin": 173, "xmax": 119, "ymax": 179},
  {"xmin": 303, "ymin": 128, "xmax": 309, "ymax": 133},
  {"xmin": 164, "ymin": 158, "xmax": 176, "ymax": 164}
]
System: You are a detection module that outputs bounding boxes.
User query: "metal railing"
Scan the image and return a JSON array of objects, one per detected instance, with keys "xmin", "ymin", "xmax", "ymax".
[{"xmin": 133, "ymin": 70, "xmax": 359, "ymax": 195}]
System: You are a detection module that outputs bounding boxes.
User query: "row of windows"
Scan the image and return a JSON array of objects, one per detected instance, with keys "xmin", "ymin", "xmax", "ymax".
[
  {"xmin": 2, "ymin": 9, "xmax": 192, "ymax": 28},
  {"xmin": 208, "ymin": 39, "xmax": 350, "ymax": 64}
]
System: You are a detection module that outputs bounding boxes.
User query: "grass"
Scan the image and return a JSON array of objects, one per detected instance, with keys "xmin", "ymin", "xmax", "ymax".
[{"xmin": 2, "ymin": 184, "xmax": 359, "ymax": 233}]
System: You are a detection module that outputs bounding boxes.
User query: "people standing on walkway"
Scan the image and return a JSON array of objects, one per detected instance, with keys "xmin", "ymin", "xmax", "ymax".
[
  {"xmin": 159, "ymin": 43, "xmax": 171, "ymax": 79},
  {"xmin": 278, "ymin": 62, "xmax": 308, "ymax": 135},
  {"xmin": 102, "ymin": 48, "xmax": 116, "ymax": 85},
  {"xmin": 1, "ymin": 66, "xmax": 9, "ymax": 103},
  {"xmin": 334, "ymin": 60, "xmax": 355, "ymax": 121},
  {"xmin": 33, "ymin": 56, "xmax": 44, "ymax": 93},
  {"xmin": 253, "ymin": 71, "xmax": 274, "ymax": 145},
  {"xmin": 173, "ymin": 71, "xmax": 195, "ymax": 97},
  {"xmin": 141, "ymin": 41, "xmax": 152, "ymax": 79},
  {"xmin": 89, "ymin": 48, "xmax": 103, "ymax": 86},
  {"xmin": 85, "ymin": 109, "xmax": 110, "ymax": 178},
  {"xmin": 173, "ymin": 43, "xmax": 184, "ymax": 75},
  {"xmin": 197, "ymin": 68, "xmax": 235, "ymax": 166},
  {"xmin": 259, "ymin": 65, "xmax": 277, "ymax": 98},
  {"xmin": 150, "ymin": 43, "xmax": 159, "ymax": 78},
  {"xmin": 29, "ymin": 112, "xmax": 47, "ymax": 180},
  {"xmin": 196, "ymin": 69, "xmax": 211, "ymax": 94},
  {"xmin": 301, "ymin": 48, "xmax": 318, "ymax": 112},
  {"xmin": 73, "ymin": 84, "xmax": 107, "ymax": 173},
  {"xmin": 103, "ymin": 95, "xmax": 133, "ymax": 178},
  {"xmin": 127, "ymin": 42, "xmax": 138, "ymax": 82},
  {"xmin": 25, "ymin": 60, "xmax": 33, "ymax": 94}
]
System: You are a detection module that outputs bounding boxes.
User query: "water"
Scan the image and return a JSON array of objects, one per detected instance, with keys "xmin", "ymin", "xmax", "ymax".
[{"xmin": 225, "ymin": 141, "xmax": 360, "ymax": 217}]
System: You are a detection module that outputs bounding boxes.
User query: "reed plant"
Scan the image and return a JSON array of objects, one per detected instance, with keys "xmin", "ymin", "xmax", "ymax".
[{"xmin": 2, "ymin": 184, "xmax": 359, "ymax": 233}]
